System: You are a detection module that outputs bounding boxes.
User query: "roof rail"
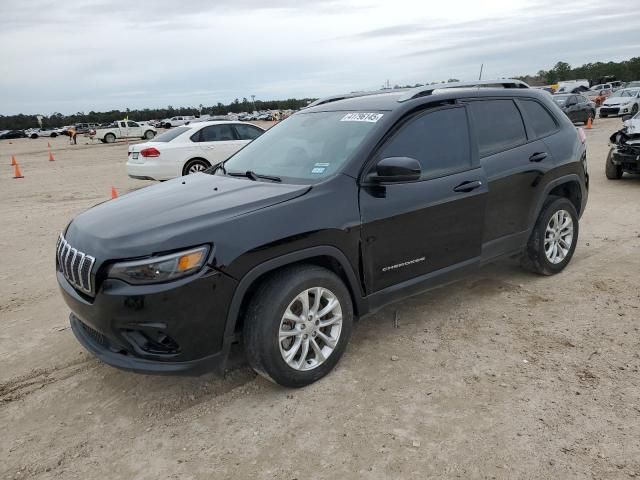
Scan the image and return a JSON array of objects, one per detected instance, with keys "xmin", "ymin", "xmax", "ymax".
[
  {"xmin": 397, "ymin": 79, "xmax": 530, "ymax": 102},
  {"xmin": 306, "ymin": 88, "xmax": 411, "ymax": 108}
]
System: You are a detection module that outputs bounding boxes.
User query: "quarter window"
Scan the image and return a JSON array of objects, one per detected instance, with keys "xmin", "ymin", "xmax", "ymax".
[
  {"xmin": 468, "ymin": 100, "xmax": 527, "ymax": 157},
  {"xmin": 518, "ymin": 100, "xmax": 558, "ymax": 139},
  {"xmin": 377, "ymin": 107, "xmax": 471, "ymax": 179}
]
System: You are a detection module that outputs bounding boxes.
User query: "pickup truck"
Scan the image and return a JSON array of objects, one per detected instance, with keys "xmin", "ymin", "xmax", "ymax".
[
  {"xmin": 94, "ymin": 121, "xmax": 157, "ymax": 143},
  {"xmin": 161, "ymin": 116, "xmax": 195, "ymax": 128}
]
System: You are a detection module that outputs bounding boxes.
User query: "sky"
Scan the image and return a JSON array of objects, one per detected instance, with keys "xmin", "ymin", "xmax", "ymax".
[{"xmin": 1, "ymin": 0, "xmax": 639, "ymax": 115}]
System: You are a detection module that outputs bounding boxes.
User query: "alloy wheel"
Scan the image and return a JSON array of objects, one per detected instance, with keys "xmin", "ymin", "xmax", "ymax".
[
  {"xmin": 188, "ymin": 162, "xmax": 207, "ymax": 174},
  {"xmin": 278, "ymin": 287, "xmax": 343, "ymax": 371},
  {"xmin": 544, "ymin": 210, "xmax": 574, "ymax": 264}
]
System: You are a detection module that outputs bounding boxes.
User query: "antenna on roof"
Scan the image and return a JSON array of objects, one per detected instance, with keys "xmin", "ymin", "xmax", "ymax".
[{"xmin": 478, "ymin": 63, "xmax": 484, "ymax": 81}]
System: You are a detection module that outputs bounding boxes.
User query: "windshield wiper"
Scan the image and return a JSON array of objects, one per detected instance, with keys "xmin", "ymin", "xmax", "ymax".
[{"xmin": 226, "ymin": 170, "xmax": 281, "ymax": 182}]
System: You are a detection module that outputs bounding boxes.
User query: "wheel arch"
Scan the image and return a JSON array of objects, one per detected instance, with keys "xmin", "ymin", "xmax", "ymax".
[
  {"xmin": 222, "ymin": 246, "xmax": 365, "ymax": 344},
  {"xmin": 182, "ymin": 157, "xmax": 211, "ymax": 175},
  {"xmin": 529, "ymin": 175, "xmax": 585, "ymax": 233}
]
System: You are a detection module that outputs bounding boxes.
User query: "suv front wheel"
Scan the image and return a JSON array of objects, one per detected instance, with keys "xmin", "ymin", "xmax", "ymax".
[
  {"xmin": 243, "ymin": 265, "xmax": 353, "ymax": 388},
  {"xmin": 522, "ymin": 196, "xmax": 579, "ymax": 275}
]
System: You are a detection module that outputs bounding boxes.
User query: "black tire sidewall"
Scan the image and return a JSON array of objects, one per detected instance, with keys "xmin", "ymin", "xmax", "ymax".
[
  {"xmin": 530, "ymin": 198, "xmax": 579, "ymax": 274},
  {"xmin": 605, "ymin": 148, "xmax": 622, "ymax": 179},
  {"xmin": 244, "ymin": 267, "xmax": 353, "ymax": 388}
]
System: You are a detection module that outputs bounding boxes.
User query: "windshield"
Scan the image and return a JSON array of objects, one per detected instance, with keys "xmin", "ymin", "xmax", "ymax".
[
  {"xmin": 153, "ymin": 127, "xmax": 190, "ymax": 142},
  {"xmin": 221, "ymin": 111, "xmax": 381, "ymax": 183},
  {"xmin": 612, "ymin": 89, "xmax": 639, "ymax": 98}
]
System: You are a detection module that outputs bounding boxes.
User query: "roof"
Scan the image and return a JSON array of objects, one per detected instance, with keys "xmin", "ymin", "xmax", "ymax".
[{"xmin": 302, "ymin": 79, "xmax": 548, "ymax": 114}]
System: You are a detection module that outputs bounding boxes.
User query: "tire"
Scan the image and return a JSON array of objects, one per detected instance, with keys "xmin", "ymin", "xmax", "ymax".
[
  {"xmin": 243, "ymin": 265, "xmax": 354, "ymax": 388},
  {"xmin": 182, "ymin": 158, "xmax": 210, "ymax": 175},
  {"xmin": 632, "ymin": 104, "xmax": 639, "ymax": 115},
  {"xmin": 521, "ymin": 196, "xmax": 579, "ymax": 276},
  {"xmin": 600, "ymin": 113, "xmax": 608, "ymax": 118},
  {"xmin": 143, "ymin": 130, "xmax": 155, "ymax": 140},
  {"xmin": 51, "ymin": 132, "xmax": 57, "ymax": 138},
  {"xmin": 164, "ymin": 123, "xmax": 171, "ymax": 129},
  {"xmin": 30, "ymin": 134, "xmax": 38, "ymax": 139},
  {"xmin": 104, "ymin": 133, "xmax": 116, "ymax": 143},
  {"xmin": 605, "ymin": 148, "xmax": 623, "ymax": 180}
]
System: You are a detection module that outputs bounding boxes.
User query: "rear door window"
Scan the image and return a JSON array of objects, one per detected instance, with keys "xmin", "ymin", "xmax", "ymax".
[
  {"xmin": 193, "ymin": 125, "xmax": 236, "ymax": 142},
  {"xmin": 377, "ymin": 106, "xmax": 471, "ymax": 179},
  {"xmin": 468, "ymin": 100, "xmax": 527, "ymax": 157},
  {"xmin": 517, "ymin": 99, "xmax": 558, "ymax": 139}
]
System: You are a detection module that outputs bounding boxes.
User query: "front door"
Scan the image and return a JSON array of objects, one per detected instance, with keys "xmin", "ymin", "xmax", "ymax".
[
  {"xmin": 359, "ymin": 105, "xmax": 487, "ymax": 293},
  {"xmin": 126, "ymin": 121, "xmax": 143, "ymax": 138}
]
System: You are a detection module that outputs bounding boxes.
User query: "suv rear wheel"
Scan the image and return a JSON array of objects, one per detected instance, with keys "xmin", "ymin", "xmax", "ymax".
[
  {"xmin": 521, "ymin": 196, "xmax": 579, "ymax": 275},
  {"xmin": 243, "ymin": 265, "xmax": 353, "ymax": 388},
  {"xmin": 605, "ymin": 148, "xmax": 623, "ymax": 179}
]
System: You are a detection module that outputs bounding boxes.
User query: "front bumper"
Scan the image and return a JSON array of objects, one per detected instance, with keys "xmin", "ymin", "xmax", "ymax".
[
  {"xmin": 59, "ymin": 267, "xmax": 238, "ymax": 375},
  {"xmin": 601, "ymin": 105, "xmax": 634, "ymax": 116},
  {"xmin": 611, "ymin": 147, "xmax": 640, "ymax": 172}
]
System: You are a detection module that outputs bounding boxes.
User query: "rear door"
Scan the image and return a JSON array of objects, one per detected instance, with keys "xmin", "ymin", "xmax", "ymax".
[
  {"xmin": 466, "ymin": 98, "xmax": 555, "ymax": 256},
  {"xmin": 359, "ymin": 105, "xmax": 487, "ymax": 292},
  {"xmin": 193, "ymin": 124, "xmax": 243, "ymax": 163}
]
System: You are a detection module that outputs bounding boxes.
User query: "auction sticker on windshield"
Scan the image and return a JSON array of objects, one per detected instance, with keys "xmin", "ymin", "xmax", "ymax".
[{"xmin": 340, "ymin": 113, "xmax": 383, "ymax": 122}]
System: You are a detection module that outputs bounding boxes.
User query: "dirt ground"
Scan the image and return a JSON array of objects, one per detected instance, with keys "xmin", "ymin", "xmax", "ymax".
[{"xmin": 1, "ymin": 117, "xmax": 639, "ymax": 480}]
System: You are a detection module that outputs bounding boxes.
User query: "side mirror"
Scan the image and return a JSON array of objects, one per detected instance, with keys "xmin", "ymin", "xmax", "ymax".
[
  {"xmin": 622, "ymin": 115, "xmax": 632, "ymax": 122},
  {"xmin": 370, "ymin": 157, "xmax": 421, "ymax": 183}
]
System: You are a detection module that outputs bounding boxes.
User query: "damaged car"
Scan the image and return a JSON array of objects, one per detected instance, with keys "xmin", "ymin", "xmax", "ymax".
[{"xmin": 606, "ymin": 112, "xmax": 640, "ymax": 179}]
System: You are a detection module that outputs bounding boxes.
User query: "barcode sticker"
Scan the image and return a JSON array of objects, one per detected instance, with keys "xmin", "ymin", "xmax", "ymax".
[{"xmin": 340, "ymin": 113, "xmax": 384, "ymax": 123}]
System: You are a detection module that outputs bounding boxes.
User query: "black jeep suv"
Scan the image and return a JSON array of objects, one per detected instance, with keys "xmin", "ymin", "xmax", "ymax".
[{"xmin": 57, "ymin": 80, "xmax": 589, "ymax": 387}]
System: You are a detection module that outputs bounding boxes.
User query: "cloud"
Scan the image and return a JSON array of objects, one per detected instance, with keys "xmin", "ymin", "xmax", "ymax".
[{"xmin": 0, "ymin": 0, "xmax": 638, "ymax": 115}]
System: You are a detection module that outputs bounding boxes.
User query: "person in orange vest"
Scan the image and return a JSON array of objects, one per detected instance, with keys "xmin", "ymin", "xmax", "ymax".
[{"xmin": 67, "ymin": 127, "xmax": 77, "ymax": 145}]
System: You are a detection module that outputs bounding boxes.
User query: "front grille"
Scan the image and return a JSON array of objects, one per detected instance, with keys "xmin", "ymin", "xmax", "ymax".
[{"xmin": 56, "ymin": 234, "xmax": 96, "ymax": 295}]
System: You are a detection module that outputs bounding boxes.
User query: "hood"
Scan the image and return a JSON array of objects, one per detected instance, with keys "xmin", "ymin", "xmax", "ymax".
[
  {"xmin": 65, "ymin": 173, "xmax": 310, "ymax": 261},
  {"xmin": 604, "ymin": 97, "xmax": 632, "ymax": 106},
  {"xmin": 623, "ymin": 118, "xmax": 640, "ymax": 136}
]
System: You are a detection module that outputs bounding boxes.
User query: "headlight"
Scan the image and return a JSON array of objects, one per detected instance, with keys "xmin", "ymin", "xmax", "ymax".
[{"xmin": 108, "ymin": 246, "xmax": 209, "ymax": 284}]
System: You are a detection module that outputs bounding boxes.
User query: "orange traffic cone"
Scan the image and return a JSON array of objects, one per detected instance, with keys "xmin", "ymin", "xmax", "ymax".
[
  {"xmin": 47, "ymin": 142, "xmax": 51, "ymax": 148},
  {"xmin": 10, "ymin": 155, "xmax": 17, "ymax": 166},
  {"xmin": 586, "ymin": 116, "xmax": 593, "ymax": 129},
  {"xmin": 111, "ymin": 186, "xmax": 118, "ymax": 199},
  {"xmin": 48, "ymin": 151, "xmax": 55, "ymax": 162},
  {"xmin": 13, "ymin": 162, "xmax": 24, "ymax": 179}
]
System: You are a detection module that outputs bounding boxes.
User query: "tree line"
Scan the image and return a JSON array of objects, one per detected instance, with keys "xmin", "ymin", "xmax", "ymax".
[
  {"xmin": 514, "ymin": 57, "xmax": 640, "ymax": 86},
  {"xmin": 3, "ymin": 56, "xmax": 640, "ymax": 130},
  {"xmin": 0, "ymin": 97, "xmax": 313, "ymax": 130}
]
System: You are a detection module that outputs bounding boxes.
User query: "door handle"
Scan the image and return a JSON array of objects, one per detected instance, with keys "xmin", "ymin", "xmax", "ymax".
[
  {"xmin": 453, "ymin": 180, "xmax": 483, "ymax": 193},
  {"xmin": 529, "ymin": 152, "xmax": 548, "ymax": 162}
]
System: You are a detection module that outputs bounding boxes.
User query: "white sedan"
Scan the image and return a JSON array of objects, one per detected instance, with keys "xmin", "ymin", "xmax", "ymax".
[{"xmin": 126, "ymin": 121, "xmax": 265, "ymax": 181}]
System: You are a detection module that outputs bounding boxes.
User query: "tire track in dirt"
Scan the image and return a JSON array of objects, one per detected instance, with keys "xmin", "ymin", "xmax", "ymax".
[{"xmin": 0, "ymin": 357, "xmax": 96, "ymax": 403}]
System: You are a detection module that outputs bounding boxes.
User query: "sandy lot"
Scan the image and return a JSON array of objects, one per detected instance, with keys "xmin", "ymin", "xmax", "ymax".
[{"xmin": 1, "ymin": 118, "xmax": 639, "ymax": 480}]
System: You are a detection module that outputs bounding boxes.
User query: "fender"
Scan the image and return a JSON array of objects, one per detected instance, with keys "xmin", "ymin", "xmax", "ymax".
[{"xmin": 220, "ymin": 245, "xmax": 366, "ymax": 365}]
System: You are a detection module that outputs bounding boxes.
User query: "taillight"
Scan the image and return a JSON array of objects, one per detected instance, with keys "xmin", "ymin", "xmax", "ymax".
[
  {"xmin": 577, "ymin": 127, "xmax": 586, "ymax": 144},
  {"xmin": 140, "ymin": 147, "xmax": 160, "ymax": 157}
]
